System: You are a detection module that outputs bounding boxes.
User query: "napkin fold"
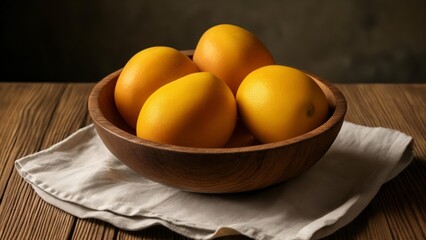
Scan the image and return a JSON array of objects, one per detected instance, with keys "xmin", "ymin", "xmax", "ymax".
[{"xmin": 15, "ymin": 122, "xmax": 413, "ymax": 240}]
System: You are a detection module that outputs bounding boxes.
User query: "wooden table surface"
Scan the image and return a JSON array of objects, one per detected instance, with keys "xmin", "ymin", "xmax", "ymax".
[{"xmin": 0, "ymin": 82, "xmax": 425, "ymax": 240}]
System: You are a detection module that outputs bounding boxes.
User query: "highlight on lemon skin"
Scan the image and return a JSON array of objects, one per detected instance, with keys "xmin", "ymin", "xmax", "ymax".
[
  {"xmin": 236, "ymin": 65, "xmax": 329, "ymax": 143},
  {"xmin": 114, "ymin": 46, "xmax": 198, "ymax": 130},
  {"xmin": 136, "ymin": 72, "xmax": 237, "ymax": 148},
  {"xmin": 193, "ymin": 24, "xmax": 275, "ymax": 95}
]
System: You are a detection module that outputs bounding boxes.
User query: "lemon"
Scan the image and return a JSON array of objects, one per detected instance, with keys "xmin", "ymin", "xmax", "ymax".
[
  {"xmin": 236, "ymin": 65, "xmax": 329, "ymax": 143},
  {"xmin": 137, "ymin": 72, "xmax": 237, "ymax": 148}
]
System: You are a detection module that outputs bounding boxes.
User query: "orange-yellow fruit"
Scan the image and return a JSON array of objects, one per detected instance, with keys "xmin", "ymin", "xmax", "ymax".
[
  {"xmin": 236, "ymin": 65, "xmax": 329, "ymax": 143},
  {"xmin": 137, "ymin": 72, "xmax": 237, "ymax": 148},
  {"xmin": 193, "ymin": 24, "xmax": 275, "ymax": 95},
  {"xmin": 224, "ymin": 119, "xmax": 260, "ymax": 148},
  {"xmin": 114, "ymin": 46, "xmax": 198, "ymax": 129}
]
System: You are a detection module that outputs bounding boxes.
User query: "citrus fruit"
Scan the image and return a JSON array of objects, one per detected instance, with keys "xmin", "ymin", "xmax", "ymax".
[
  {"xmin": 136, "ymin": 72, "xmax": 237, "ymax": 148},
  {"xmin": 236, "ymin": 65, "xmax": 329, "ymax": 143},
  {"xmin": 114, "ymin": 46, "xmax": 198, "ymax": 129},
  {"xmin": 193, "ymin": 24, "xmax": 275, "ymax": 95}
]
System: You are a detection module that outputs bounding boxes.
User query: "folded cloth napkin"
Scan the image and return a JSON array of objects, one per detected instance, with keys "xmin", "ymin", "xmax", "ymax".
[{"xmin": 15, "ymin": 121, "xmax": 413, "ymax": 240}]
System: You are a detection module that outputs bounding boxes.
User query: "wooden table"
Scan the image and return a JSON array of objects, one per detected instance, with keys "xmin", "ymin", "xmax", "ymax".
[{"xmin": 0, "ymin": 83, "xmax": 425, "ymax": 240}]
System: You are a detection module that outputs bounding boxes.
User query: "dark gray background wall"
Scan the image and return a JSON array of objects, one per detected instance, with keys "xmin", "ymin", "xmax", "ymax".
[{"xmin": 2, "ymin": 0, "xmax": 425, "ymax": 83}]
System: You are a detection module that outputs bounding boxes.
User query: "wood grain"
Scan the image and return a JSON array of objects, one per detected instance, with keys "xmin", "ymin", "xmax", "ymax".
[
  {"xmin": 0, "ymin": 83, "xmax": 424, "ymax": 240},
  {"xmin": 88, "ymin": 70, "xmax": 346, "ymax": 193},
  {"xmin": 324, "ymin": 84, "xmax": 426, "ymax": 240}
]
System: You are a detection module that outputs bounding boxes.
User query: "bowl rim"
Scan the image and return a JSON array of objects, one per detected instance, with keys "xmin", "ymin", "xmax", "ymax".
[{"xmin": 88, "ymin": 68, "xmax": 347, "ymax": 154}]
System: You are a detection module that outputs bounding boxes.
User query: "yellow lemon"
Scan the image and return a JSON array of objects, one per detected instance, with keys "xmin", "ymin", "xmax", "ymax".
[
  {"xmin": 114, "ymin": 46, "xmax": 198, "ymax": 129},
  {"xmin": 193, "ymin": 24, "xmax": 275, "ymax": 95},
  {"xmin": 137, "ymin": 72, "xmax": 237, "ymax": 148},
  {"xmin": 236, "ymin": 65, "xmax": 329, "ymax": 143}
]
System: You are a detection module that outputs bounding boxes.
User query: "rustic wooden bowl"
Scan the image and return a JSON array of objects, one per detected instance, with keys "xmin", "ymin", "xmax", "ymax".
[{"xmin": 88, "ymin": 56, "xmax": 347, "ymax": 194}]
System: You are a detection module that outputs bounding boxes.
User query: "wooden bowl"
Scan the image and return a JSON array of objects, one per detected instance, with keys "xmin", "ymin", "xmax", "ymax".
[{"xmin": 88, "ymin": 55, "xmax": 347, "ymax": 193}]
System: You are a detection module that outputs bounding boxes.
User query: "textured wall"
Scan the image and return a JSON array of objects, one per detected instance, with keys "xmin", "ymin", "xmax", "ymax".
[{"xmin": 2, "ymin": 0, "xmax": 425, "ymax": 83}]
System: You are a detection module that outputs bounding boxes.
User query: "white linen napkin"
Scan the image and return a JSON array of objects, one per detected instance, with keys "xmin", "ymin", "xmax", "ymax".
[{"xmin": 15, "ymin": 121, "xmax": 413, "ymax": 240}]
